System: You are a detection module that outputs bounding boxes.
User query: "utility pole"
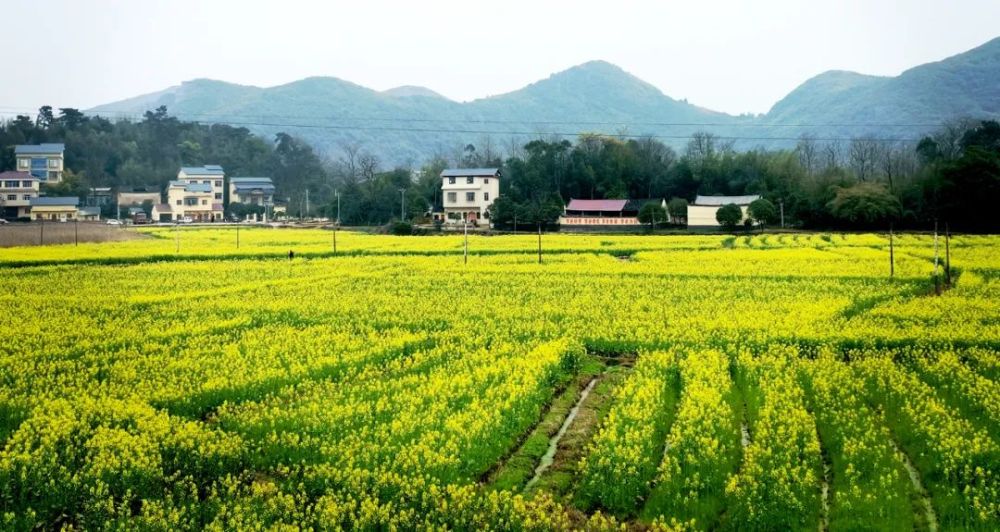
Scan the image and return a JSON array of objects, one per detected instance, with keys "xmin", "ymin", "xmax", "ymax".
[
  {"xmin": 889, "ymin": 223, "xmax": 894, "ymax": 278},
  {"xmin": 305, "ymin": 189, "xmax": 310, "ymax": 220},
  {"xmin": 333, "ymin": 225, "xmax": 337, "ymax": 254},
  {"xmin": 779, "ymin": 199, "xmax": 784, "ymax": 229},
  {"xmin": 74, "ymin": 218, "xmax": 78, "ymax": 246},
  {"xmin": 933, "ymin": 219, "xmax": 940, "ymax": 295},
  {"xmin": 945, "ymin": 223, "xmax": 951, "ymax": 287},
  {"xmin": 399, "ymin": 188, "xmax": 406, "ymax": 221},
  {"xmin": 39, "ymin": 219, "xmax": 43, "ymax": 245},
  {"xmin": 537, "ymin": 222, "xmax": 542, "ymax": 264},
  {"xmin": 236, "ymin": 223, "xmax": 240, "ymax": 249},
  {"xmin": 335, "ymin": 189, "xmax": 341, "ymax": 225},
  {"xmin": 463, "ymin": 218, "xmax": 468, "ymax": 265}
]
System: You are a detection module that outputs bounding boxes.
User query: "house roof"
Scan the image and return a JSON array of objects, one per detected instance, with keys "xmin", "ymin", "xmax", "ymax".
[
  {"xmin": 440, "ymin": 168, "xmax": 501, "ymax": 178},
  {"xmin": 30, "ymin": 196, "xmax": 79, "ymax": 207},
  {"xmin": 693, "ymin": 194, "xmax": 761, "ymax": 206},
  {"xmin": 565, "ymin": 199, "xmax": 628, "ymax": 212},
  {"xmin": 179, "ymin": 165, "xmax": 225, "ymax": 176},
  {"xmin": 78, "ymin": 207, "xmax": 101, "ymax": 216},
  {"xmin": 229, "ymin": 177, "xmax": 273, "ymax": 183},
  {"xmin": 0, "ymin": 171, "xmax": 34, "ymax": 180},
  {"xmin": 15, "ymin": 143, "xmax": 65, "ymax": 155}
]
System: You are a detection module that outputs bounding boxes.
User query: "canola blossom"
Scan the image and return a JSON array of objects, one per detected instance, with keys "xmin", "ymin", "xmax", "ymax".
[{"xmin": 0, "ymin": 228, "xmax": 998, "ymax": 529}]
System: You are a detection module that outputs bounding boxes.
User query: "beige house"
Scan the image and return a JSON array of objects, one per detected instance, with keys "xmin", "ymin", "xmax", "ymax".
[
  {"xmin": 152, "ymin": 181, "xmax": 223, "ymax": 222},
  {"xmin": 438, "ymin": 168, "xmax": 501, "ymax": 225},
  {"xmin": 29, "ymin": 196, "xmax": 79, "ymax": 221},
  {"xmin": 228, "ymin": 177, "xmax": 275, "ymax": 206},
  {"xmin": 0, "ymin": 171, "xmax": 40, "ymax": 219},
  {"xmin": 15, "ymin": 143, "xmax": 65, "ymax": 183},
  {"xmin": 177, "ymin": 165, "xmax": 225, "ymax": 205},
  {"xmin": 687, "ymin": 194, "xmax": 760, "ymax": 228}
]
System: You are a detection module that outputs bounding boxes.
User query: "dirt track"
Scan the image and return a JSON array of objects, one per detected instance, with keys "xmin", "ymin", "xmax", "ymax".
[{"xmin": 0, "ymin": 222, "xmax": 148, "ymax": 247}]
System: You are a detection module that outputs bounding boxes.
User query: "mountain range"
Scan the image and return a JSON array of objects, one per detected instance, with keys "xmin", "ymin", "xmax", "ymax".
[{"xmin": 90, "ymin": 37, "xmax": 1000, "ymax": 166}]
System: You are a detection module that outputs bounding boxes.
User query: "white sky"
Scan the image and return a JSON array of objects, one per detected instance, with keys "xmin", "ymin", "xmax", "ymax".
[{"xmin": 3, "ymin": 0, "xmax": 999, "ymax": 116}]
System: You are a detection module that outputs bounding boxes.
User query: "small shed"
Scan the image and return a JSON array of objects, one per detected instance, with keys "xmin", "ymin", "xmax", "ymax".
[{"xmin": 687, "ymin": 194, "xmax": 760, "ymax": 228}]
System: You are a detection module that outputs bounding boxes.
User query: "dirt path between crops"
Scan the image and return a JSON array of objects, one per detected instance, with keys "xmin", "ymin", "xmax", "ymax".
[
  {"xmin": 525, "ymin": 377, "xmax": 598, "ymax": 491},
  {"xmin": 526, "ymin": 367, "xmax": 628, "ymax": 500},
  {"xmin": 889, "ymin": 438, "xmax": 938, "ymax": 532}
]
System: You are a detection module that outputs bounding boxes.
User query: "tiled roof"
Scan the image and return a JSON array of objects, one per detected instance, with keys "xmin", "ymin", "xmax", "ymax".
[
  {"xmin": 440, "ymin": 168, "xmax": 501, "ymax": 178},
  {"xmin": 15, "ymin": 143, "xmax": 65, "ymax": 155},
  {"xmin": 180, "ymin": 165, "xmax": 225, "ymax": 176},
  {"xmin": 565, "ymin": 199, "xmax": 628, "ymax": 212},
  {"xmin": 693, "ymin": 195, "xmax": 761, "ymax": 206},
  {"xmin": 229, "ymin": 177, "xmax": 272, "ymax": 183},
  {"xmin": 30, "ymin": 196, "xmax": 79, "ymax": 207},
  {"xmin": 0, "ymin": 171, "xmax": 33, "ymax": 180}
]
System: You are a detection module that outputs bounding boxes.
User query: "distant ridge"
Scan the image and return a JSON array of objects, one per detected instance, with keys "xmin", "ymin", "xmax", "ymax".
[{"xmin": 90, "ymin": 37, "xmax": 1000, "ymax": 165}]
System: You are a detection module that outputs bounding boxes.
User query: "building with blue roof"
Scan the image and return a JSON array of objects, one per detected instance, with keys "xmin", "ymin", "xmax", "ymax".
[
  {"xmin": 152, "ymin": 180, "xmax": 224, "ymax": 222},
  {"xmin": 228, "ymin": 177, "xmax": 275, "ymax": 207},
  {"xmin": 15, "ymin": 143, "xmax": 65, "ymax": 183},
  {"xmin": 177, "ymin": 165, "xmax": 225, "ymax": 205},
  {"xmin": 29, "ymin": 196, "xmax": 79, "ymax": 221}
]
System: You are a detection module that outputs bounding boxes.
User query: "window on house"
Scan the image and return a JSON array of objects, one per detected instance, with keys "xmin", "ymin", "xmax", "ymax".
[
  {"xmin": 48, "ymin": 159, "xmax": 59, "ymax": 168},
  {"xmin": 202, "ymin": 199, "xmax": 207, "ymax": 205},
  {"xmin": 48, "ymin": 171, "xmax": 58, "ymax": 179},
  {"xmin": 466, "ymin": 177, "xmax": 474, "ymax": 184},
  {"xmin": 448, "ymin": 177, "xmax": 456, "ymax": 184},
  {"xmin": 447, "ymin": 192, "xmax": 456, "ymax": 203},
  {"xmin": 176, "ymin": 200, "xmax": 182, "ymax": 205},
  {"xmin": 6, "ymin": 194, "xmax": 15, "ymax": 201},
  {"xmin": 203, "ymin": 180, "xmax": 210, "ymax": 185},
  {"xmin": 215, "ymin": 180, "xmax": 222, "ymax": 187},
  {"xmin": 30, "ymin": 158, "xmax": 46, "ymax": 178},
  {"xmin": 484, "ymin": 178, "xmax": 489, "ymax": 184},
  {"xmin": 3, "ymin": 180, "xmax": 18, "ymax": 188},
  {"xmin": 18, "ymin": 159, "xmax": 28, "ymax": 169},
  {"xmin": 215, "ymin": 193, "xmax": 222, "ymax": 200},
  {"xmin": 22, "ymin": 181, "xmax": 32, "ymax": 187},
  {"xmin": 484, "ymin": 192, "xmax": 489, "ymax": 201},
  {"xmin": 466, "ymin": 192, "xmax": 475, "ymax": 202}
]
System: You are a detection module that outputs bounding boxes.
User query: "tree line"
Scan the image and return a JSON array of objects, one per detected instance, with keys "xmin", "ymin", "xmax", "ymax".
[{"xmin": 3, "ymin": 107, "xmax": 997, "ymax": 231}]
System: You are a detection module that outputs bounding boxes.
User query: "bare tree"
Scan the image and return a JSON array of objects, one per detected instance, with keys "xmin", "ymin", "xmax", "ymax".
[
  {"xmin": 358, "ymin": 153, "xmax": 379, "ymax": 182},
  {"xmin": 849, "ymin": 137, "xmax": 880, "ymax": 181},
  {"xmin": 796, "ymin": 134, "xmax": 818, "ymax": 175},
  {"xmin": 879, "ymin": 141, "xmax": 918, "ymax": 192},
  {"xmin": 823, "ymin": 140, "xmax": 843, "ymax": 171}
]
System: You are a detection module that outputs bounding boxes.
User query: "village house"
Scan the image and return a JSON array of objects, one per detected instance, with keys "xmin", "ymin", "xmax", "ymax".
[
  {"xmin": 228, "ymin": 177, "xmax": 275, "ymax": 206},
  {"xmin": 437, "ymin": 168, "xmax": 500, "ymax": 225},
  {"xmin": 0, "ymin": 171, "xmax": 40, "ymax": 219},
  {"xmin": 560, "ymin": 198, "xmax": 666, "ymax": 227},
  {"xmin": 15, "ymin": 143, "xmax": 65, "ymax": 183},
  {"xmin": 177, "ymin": 165, "xmax": 225, "ymax": 205},
  {"xmin": 687, "ymin": 194, "xmax": 761, "ymax": 227},
  {"xmin": 151, "ymin": 181, "xmax": 223, "ymax": 222},
  {"xmin": 29, "ymin": 196, "xmax": 79, "ymax": 221}
]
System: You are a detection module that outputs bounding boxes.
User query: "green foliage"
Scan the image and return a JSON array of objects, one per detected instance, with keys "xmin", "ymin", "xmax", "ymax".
[
  {"xmin": 637, "ymin": 202, "xmax": 667, "ymax": 228},
  {"xmin": 748, "ymin": 198, "xmax": 778, "ymax": 227},
  {"xmin": 827, "ymin": 183, "xmax": 901, "ymax": 227},
  {"xmin": 716, "ymin": 203, "xmax": 742, "ymax": 231},
  {"xmin": 666, "ymin": 197, "xmax": 688, "ymax": 221}
]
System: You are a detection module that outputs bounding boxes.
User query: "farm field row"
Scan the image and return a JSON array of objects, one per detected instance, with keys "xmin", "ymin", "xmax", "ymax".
[{"xmin": 0, "ymin": 231, "xmax": 997, "ymax": 529}]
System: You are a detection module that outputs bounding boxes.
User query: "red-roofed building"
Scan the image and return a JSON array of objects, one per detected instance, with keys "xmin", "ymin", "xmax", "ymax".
[{"xmin": 560, "ymin": 198, "xmax": 665, "ymax": 227}]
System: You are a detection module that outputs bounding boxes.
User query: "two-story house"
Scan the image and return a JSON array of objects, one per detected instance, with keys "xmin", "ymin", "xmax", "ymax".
[
  {"xmin": 439, "ymin": 168, "xmax": 500, "ymax": 225},
  {"xmin": 0, "ymin": 171, "xmax": 40, "ymax": 219},
  {"xmin": 228, "ymin": 177, "xmax": 275, "ymax": 206},
  {"xmin": 151, "ymin": 181, "xmax": 223, "ymax": 222},
  {"xmin": 177, "ymin": 165, "xmax": 225, "ymax": 206},
  {"xmin": 15, "ymin": 143, "xmax": 65, "ymax": 183}
]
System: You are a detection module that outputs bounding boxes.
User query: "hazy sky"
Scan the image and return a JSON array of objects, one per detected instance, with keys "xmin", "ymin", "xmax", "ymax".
[{"xmin": 4, "ymin": 0, "xmax": 999, "ymax": 116}]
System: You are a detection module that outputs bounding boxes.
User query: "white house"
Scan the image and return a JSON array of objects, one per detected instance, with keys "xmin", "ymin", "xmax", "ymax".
[
  {"xmin": 438, "ymin": 168, "xmax": 500, "ymax": 225},
  {"xmin": 0, "ymin": 171, "xmax": 39, "ymax": 219},
  {"xmin": 177, "ymin": 165, "xmax": 225, "ymax": 205},
  {"xmin": 687, "ymin": 194, "xmax": 761, "ymax": 228},
  {"xmin": 15, "ymin": 143, "xmax": 65, "ymax": 183}
]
